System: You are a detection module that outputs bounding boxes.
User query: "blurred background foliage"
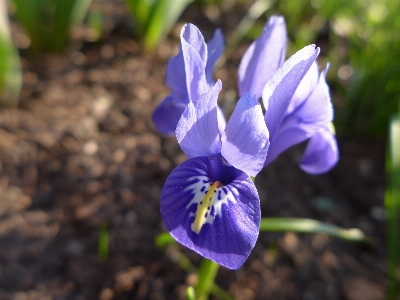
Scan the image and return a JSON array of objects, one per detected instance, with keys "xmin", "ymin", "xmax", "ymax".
[
  {"xmin": 10, "ymin": 0, "xmax": 92, "ymax": 53},
  {"xmin": 3, "ymin": 0, "xmax": 400, "ymax": 135},
  {"xmin": 0, "ymin": 0, "xmax": 21, "ymax": 106}
]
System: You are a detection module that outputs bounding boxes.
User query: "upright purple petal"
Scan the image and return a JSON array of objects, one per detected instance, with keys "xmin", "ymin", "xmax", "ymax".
[
  {"xmin": 152, "ymin": 95, "xmax": 187, "ymax": 135},
  {"xmin": 176, "ymin": 81, "xmax": 222, "ymax": 158},
  {"xmin": 286, "ymin": 61, "xmax": 320, "ymax": 114},
  {"xmin": 290, "ymin": 64, "xmax": 332, "ymax": 125},
  {"xmin": 299, "ymin": 124, "xmax": 339, "ymax": 174},
  {"xmin": 160, "ymin": 156, "xmax": 260, "ymax": 269},
  {"xmin": 264, "ymin": 64, "xmax": 332, "ymax": 165},
  {"xmin": 238, "ymin": 15, "xmax": 287, "ymax": 99},
  {"xmin": 205, "ymin": 29, "xmax": 224, "ymax": 85},
  {"xmin": 262, "ymin": 44, "xmax": 320, "ymax": 141},
  {"xmin": 221, "ymin": 93, "xmax": 269, "ymax": 177},
  {"xmin": 181, "ymin": 24, "xmax": 209, "ymax": 104}
]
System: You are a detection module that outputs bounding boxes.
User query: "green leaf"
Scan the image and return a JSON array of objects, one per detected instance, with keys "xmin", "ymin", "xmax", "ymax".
[
  {"xmin": 98, "ymin": 222, "xmax": 109, "ymax": 262},
  {"xmin": 386, "ymin": 114, "xmax": 400, "ymax": 299},
  {"xmin": 11, "ymin": 0, "xmax": 92, "ymax": 53},
  {"xmin": 260, "ymin": 217, "xmax": 367, "ymax": 242},
  {"xmin": 186, "ymin": 286, "xmax": 196, "ymax": 300},
  {"xmin": 196, "ymin": 259, "xmax": 220, "ymax": 300},
  {"xmin": 144, "ymin": 0, "xmax": 193, "ymax": 51},
  {"xmin": 0, "ymin": 2, "xmax": 21, "ymax": 106},
  {"xmin": 154, "ymin": 231, "xmax": 176, "ymax": 248}
]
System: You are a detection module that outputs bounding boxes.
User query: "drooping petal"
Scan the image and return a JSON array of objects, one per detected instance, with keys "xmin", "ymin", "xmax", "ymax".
[
  {"xmin": 176, "ymin": 81, "xmax": 222, "ymax": 158},
  {"xmin": 160, "ymin": 156, "xmax": 260, "ymax": 269},
  {"xmin": 205, "ymin": 28, "xmax": 224, "ymax": 85},
  {"xmin": 152, "ymin": 95, "xmax": 187, "ymax": 135},
  {"xmin": 262, "ymin": 44, "xmax": 320, "ymax": 140},
  {"xmin": 264, "ymin": 64, "xmax": 332, "ymax": 165},
  {"xmin": 221, "ymin": 93, "xmax": 269, "ymax": 177},
  {"xmin": 238, "ymin": 15, "xmax": 287, "ymax": 99},
  {"xmin": 299, "ymin": 124, "xmax": 339, "ymax": 174},
  {"xmin": 181, "ymin": 24, "xmax": 209, "ymax": 104}
]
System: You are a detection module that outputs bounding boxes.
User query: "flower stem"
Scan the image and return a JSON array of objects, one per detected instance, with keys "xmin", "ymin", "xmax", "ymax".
[
  {"xmin": 260, "ymin": 217, "xmax": 368, "ymax": 242},
  {"xmin": 196, "ymin": 259, "xmax": 220, "ymax": 300}
]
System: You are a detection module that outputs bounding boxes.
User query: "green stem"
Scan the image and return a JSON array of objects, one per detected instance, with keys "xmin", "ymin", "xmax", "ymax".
[
  {"xmin": 260, "ymin": 217, "xmax": 367, "ymax": 242},
  {"xmin": 196, "ymin": 259, "xmax": 220, "ymax": 300}
]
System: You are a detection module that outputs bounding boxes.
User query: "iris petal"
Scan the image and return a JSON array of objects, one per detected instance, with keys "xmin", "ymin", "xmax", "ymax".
[
  {"xmin": 221, "ymin": 93, "xmax": 269, "ymax": 176},
  {"xmin": 152, "ymin": 96, "xmax": 187, "ymax": 135},
  {"xmin": 299, "ymin": 124, "xmax": 339, "ymax": 174},
  {"xmin": 160, "ymin": 156, "xmax": 261, "ymax": 269},
  {"xmin": 264, "ymin": 64, "xmax": 332, "ymax": 165},
  {"xmin": 165, "ymin": 47, "xmax": 188, "ymax": 105},
  {"xmin": 287, "ymin": 61, "xmax": 320, "ymax": 114},
  {"xmin": 238, "ymin": 15, "xmax": 287, "ymax": 100},
  {"xmin": 176, "ymin": 81, "xmax": 222, "ymax": 158},
  {"xmin": 262, "ymin": 44, "xmax": 320, "ymax": 140},
  {"xmin": 181, "ymin": 24, "xmax": 209, "ymax": 104},
  {"xmin": 205, "ymin": 29, "xmax": 224, "ymax": 85}
]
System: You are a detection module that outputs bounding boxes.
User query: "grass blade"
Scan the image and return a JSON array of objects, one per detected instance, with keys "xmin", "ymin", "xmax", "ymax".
[
  {"xmin": 260, "ymin": 217, "xmax": 367, "ymax": 242},
  {"xmin": 0, "ymin": 0, "xmax": 21, "ymax": 106}
]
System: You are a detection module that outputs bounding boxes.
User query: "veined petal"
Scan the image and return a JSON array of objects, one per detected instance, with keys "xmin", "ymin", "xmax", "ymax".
[
  {"xmin": 262, "ymin": 45, "xmax": 320, "ymax": 140},
  {"xmin": 160, "ymin": 156, "xmax": 261, "ymax": 269},
  {"xmin": 290, "ymin": 64, "xmax": 332, "ymax": 125},
  {"xmin": 287, "ymin": 61, "xmax": 320, "ymax": 114},
  {"xmin": 299, "ymin": 124, "xmax": 339, "ymax": 174},
  {"xmin": 221, "ymin": 93, "xmax": 269, "ymax": 177},
  {"xmin": 176, "ymin": 81, "xmax": 222, "ymax": 158},
  {"xmin": 238, "ymin": 15, "xmax": 287, "ymax": 99},
  {"xmin": 181, "ymin": 24, "xmax": 209, "ymax": 103},
  {"xmin": 264, "ymin": 64, "xmax": 332, "ymax": 165},
  {"xmin": 152, "ymin": 95, "xmax": 187, "ymax": 135},
  {"xmin": 264, "ymin": 125, "xmax": 312, "ymax": 166},
  {"xmin": 205, "ymin": 29, "xmax": 224, "ymax": 85}
]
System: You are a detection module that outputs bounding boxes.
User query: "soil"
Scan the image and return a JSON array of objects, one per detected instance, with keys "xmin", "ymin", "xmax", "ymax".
[{"xmin": 0, "ymin": 3, "xmax": 388, "ymax": 300}]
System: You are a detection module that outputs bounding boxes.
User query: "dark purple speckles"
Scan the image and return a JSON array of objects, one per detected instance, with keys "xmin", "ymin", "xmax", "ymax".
[
  {"xmin": 200, "ymin": 186, "xmax": 206, "ymax": 192},
  {"xmin": 210, "ymin": 206, "xmax": 215, "ymax": 216},
  {"xmin": 222, "ymin": 187, "xmax": 228, "ymax": 194}
]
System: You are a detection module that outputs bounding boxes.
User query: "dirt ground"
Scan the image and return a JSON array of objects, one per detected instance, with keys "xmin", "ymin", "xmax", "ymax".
[{"xmin": 0, "ymin": 4, "xmax": 388, "ymax": 300}]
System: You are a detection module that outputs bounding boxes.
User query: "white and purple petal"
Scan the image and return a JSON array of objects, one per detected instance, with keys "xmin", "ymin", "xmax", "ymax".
[
  {"xmin": 221, "ymin": 93, "xmax": 269, "ymax": 177},
  {"xmin": 176, "ymin": 81, "xmax": 222, "ymax": 158},
  {"xmin": 238, "ymin": 15, "xmax": 287, "ymax": 100},
  {"xmin": 262, "ymin": 44, "xmax": 320, "ymax": 141},
  {"xmin": 299, "ymin": 123, "xmax": 339, "ymax": 174},
  {"xmin": 160, "ymin": 156, "xmax": 260, "ymax": 269}
]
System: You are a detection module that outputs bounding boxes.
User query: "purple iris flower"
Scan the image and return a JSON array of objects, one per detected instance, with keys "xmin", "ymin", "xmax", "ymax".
[
  {"xmin": 152, "ymin": 24, "xmax": 224, "ymax": 135},
  {"xmin": 160, "ymin": 80, "xmax": 268, "ymax": 269},
  {"xmin": 160, "ymin": 42, "xmax": 320, "ymax": 269},
  {"xmin": 238, "ymin": 15, "xmax": 339, "ymax": 174}
]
